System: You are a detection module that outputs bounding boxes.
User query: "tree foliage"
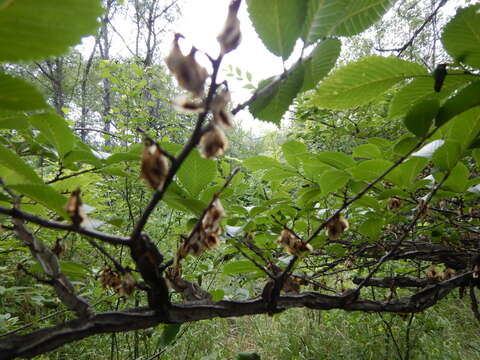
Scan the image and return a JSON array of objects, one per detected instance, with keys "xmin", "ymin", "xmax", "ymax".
[{"xmin": 1, "ymin": 0, "xmax": 480, "ymax": 359}]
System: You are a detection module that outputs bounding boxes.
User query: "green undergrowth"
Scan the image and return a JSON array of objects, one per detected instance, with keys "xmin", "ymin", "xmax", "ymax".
[{"xmin": 45, "ymin": 294, "xmax": 480, "ymax": 360}]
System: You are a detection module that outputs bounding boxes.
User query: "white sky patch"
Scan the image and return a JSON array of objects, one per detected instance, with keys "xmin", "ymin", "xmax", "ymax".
[{"xmin": 172, "ymin": 0, "xmax": 285, "ymax": 134}]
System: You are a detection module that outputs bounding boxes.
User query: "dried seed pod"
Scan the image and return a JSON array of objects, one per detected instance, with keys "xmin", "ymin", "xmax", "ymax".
[
  {"xmin": 387, "ymin": 197, "xmax": 401, "ymax": 211},
  {"xmin": 212, "ymin": 88, "xmax": 233, "ymax": 129},
  {"xmin": 202, "ymin": 198, "xmax": 225, "ymax": 235},
  {"xmin": 277, "ymin": 229, "xmax": 312, "ymax": 256},
  {"xmin": 325, "ymin": 214, "xmax": 349, "ymax": 240},
  {"xmin": 171, "ymin": 94, "xmax": 205, "ymax": 113},
  {"xmin": 165, "ymin": 34, "xmax": 209, "ymax": 97},
  {"xmin": 141, "ymin": 138, "xmax": 169, "ymax": 190},
  {"xmin": 440, "ymin": 268, "xmax": 455, "ymax": 281},
  {"xmin": 199, "ymin": 125, "xmax": 229, "ymax": 158},
  {"xmin": 217, "ymin": 0, "xmax": 241, "ymax": 55},
  {"xmin": 425, "ymin": 265, "xmax": 440, "ymax": 280},
  {"xmin": 117, "ymin": 272, "xmax": 136, "ymax": 297},
  {"xmin": 64, "ymin": 189, "xmax": 88, "ymax": 227}
]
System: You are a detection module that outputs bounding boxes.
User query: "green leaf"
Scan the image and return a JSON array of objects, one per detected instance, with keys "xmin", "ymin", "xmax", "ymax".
[
  {"xmin": 282, "ymin": 140, "xmax": 307, "ymax": 167},
  {"xmin": 319, "ymin": 169, "xmax": 351, "ymax": 196},
  {"xmin": 222, "ymin": 260, "xmax": 259, "ymax": 275},
  {"xmin": 441, "ymin": 162, "xmax": 469, "ymax": 193},
  {"xmin": 311, "ymin": 57, "xmax": 427, "ymax": 109},
  {"xmin": 63, "ymin": 150, "xmax": 101, "ymax": 167},
  {"xmin": 303, "ymin": 0, "xmax": 395, "ymax": 43},
  {"xmin": 352, "ymin": 144, "xmax": 382, "ymax": 159},
  {"xmin": 444, "ymin": 107, "xmax": 480, "ymax": 151},
  {"xmin": 403, "ymin": 98, "xmax": 439, "ymax": 137},
  {"xmin": 177, "ymin": 150, "xmax": 216, "ymax": 197},
  {"xmin": 349, "ymin": 159, "xmax": 393, "ymax": 182},
  {"xmin": 359, "ymin": 217, "xmax": 384, "ymax": 241},
  {"xmin": 9, "ymin": 184, "xmax": 68, "ymax": 217},
  {"xmin": 0, "ymin": 0, "xmax": 103, "ymax": 62},
  {"xmin": 0, "ymin": 144, "xmax": 42, "ymax": 184},
  {"xmin": 301, "ymin": 38, "xmax": 341, "ymax": 91},
  {"xmin": 386, "ymin": 157, "xmax": 428, "ymax": 188},
  {"xmin": 0, "ymin": 73, "xmax": 48, "ymax": 111},
  {"xmin": 0, "ymin": 111, "xmax": 29, "ymax": 129},
  {"xmin": 29, "ymin": 113, "xmax": 76, "ymax": 158},
  {"xmin": 106, "ymin": 152, "xmax": 140, "ymax": 164},
  {"xmin": 158, "ymin": 324, "xmax": 181, "ymax": 348},
  {"xmin": 436, "ymin": 81, "xmax": 480, "ymax": 127},
  {"xmin": 59, "ymin": 261, "xmax": 91, "ymax": 280},
  {"xmin": 442, "ymin": 5, "xmax": 480, "ymax": 69},
  {"xmin": 393, "ymin": 136, "xmax": 418, "ymax": 156},
  {"xmin": 249, "ymin": 65, "xmax": 305, "ymax": 124},
  {"xmin": 243, "ymin": 156, "xmax": 284, "ymax": 171},
  {"xmin": 246, "ymin": 0, "xmax": 307, "ymax": 59},
  {"xmin": 432, "ymin": 141, "xmax": 462, "ymax": 171},
  {"xmin": 315, "ymin": 152, "xmax": 356, "ymax": 169},
  {"xmin": 389, "ymin": 75, "xmax": 474, "ymax": 119}
]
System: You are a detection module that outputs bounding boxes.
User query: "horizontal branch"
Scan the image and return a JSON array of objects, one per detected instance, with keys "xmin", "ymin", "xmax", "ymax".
[
  {"xmin": 0, "ymin": 278, "xmax": 462, "ymax": 359},
  {"xmin": 0, "ymin": 206, "xmax": 129, "ymax": 246}
]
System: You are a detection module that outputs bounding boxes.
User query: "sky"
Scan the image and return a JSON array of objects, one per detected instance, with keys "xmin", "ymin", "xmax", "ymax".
[
  {"xmin": 81, "ymin": 0, "xmax": 468, "ymax": 135},
  {"xmin": 173, "ymin": 0, "xmax": 284, "ymax": 134}
]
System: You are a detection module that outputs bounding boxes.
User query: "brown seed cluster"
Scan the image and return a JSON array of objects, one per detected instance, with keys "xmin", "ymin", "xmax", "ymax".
[
  {"xmin": 64, "ymin": 189, "xmax": 89, "ymax": 227},
  {"xmin": 325, "ymin": 214, "xmax": 349, "ymax": 240},
  {"xmin": 140, "ymin": 138, "xmax": 169, "ymax": 190},
  {"xmin": 174, "ymin": 199, "xmax": 226, "ymax": 272},
  {"xmin": 217, "ymin": 0, "xmax": 241, "ymax": 55},
  {"xmin": 277, "ymin": 229, "xmax": 313, "ymax": 256},
  {"xmin": 387, "ymin": 197, "xmax": 401, "ymax": 211},
  {"xmin": 425, "ymin": 265, "xmax": 455, "ymax": 281},
  {"xmin": 164, "ymin": 1, "xmax": 241, "ymax": 159},
  {"xmin": 99, "ymin": 265, "xmax": 136, "ymax": 297}
]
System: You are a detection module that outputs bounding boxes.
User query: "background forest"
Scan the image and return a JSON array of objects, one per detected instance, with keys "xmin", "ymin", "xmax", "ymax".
[{"xmin": 1, "ymin": 0, "xmax": 480, "ymax": 359}]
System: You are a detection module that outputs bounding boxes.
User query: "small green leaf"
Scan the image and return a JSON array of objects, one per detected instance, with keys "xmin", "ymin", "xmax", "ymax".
[
  {"xmin": 303, "ymin": 0, "xmax": 395, "ymax": 42},
  {"xmin": 243, "ymin": 156, "xmax": 283, "ymax": 171},
  {"xmin": 386, "ymin": 157, "xmax": 428, "ymax": 188},
  {"xmin": 389, "ymin": 75, "xmax": 474, "ymax": 119},
  {"xmin": 359, "ymin": 217, "xmax": 384, "ymax": 241},
  {"xmin": 29, "ymin": 113, "xmax": 76, "ymax": 158},
  {"xmin": 440, "ymin": 162, "xmax": 469, "ymax": 193},
  {"xmin": 311, "ymin": 57, "xmax": 427, "ymax": 110},
  {"xmin": 319, "ymin": 169, "xmax": 350, "ymax": 196},
  {"xmin": 106, "ymin": 152, "xmax": 140, "ymax": 164},
  {"xmin": 349, "ymin": 159, "xmax": 393, "ymax": 182},
  {"xmin": 432, "ymin": 141, "xmax": 462, "ymax": 170},
  {"xmin": 301, "ymin": 38, "xmax": 341, "ymax": 91},
  {"xmin": 59, "ymin": 261, "xmax": 91, "ymax": 280},
  {"xmin": 315, "ymin": 152, "xmax": 356, "ymax": 169},
  {"xmin": 249, "ymin": 65, "xmax": 305, "ymax": 124},
  {"xmin": 282, "ymin": 140, "xmax": 308, "ymax": 167},
  {"xmin": 0, "ymin": 112, "xmax": 29, "ymax": 130},
  {"xmin": 246, "ymin": 0, "xmax": 308, "ymax": 59},
  {"xmin": 436, "ymin": 81, "xmax": 480, "ymax": 127},
  {"xmin": 158, "ymin": 324, "xmax": 181, "ymax": 348},
  {"xmin": 352, "ymin": 144, "xmax": 382, "ymax": 159},
  {"xmin": 222, "ymin": 260, "xmax": 259, "ymax": 275},
  {"xmin": 9, "ymin": 184, "xmax": 68, "ymax": 217},
  {"xmin": 445, "ymin": 107, "xmax": 480, "ymax": 151},
  {"xmin": 177, "ymin": 150, "xmax": 216, "ymax": 197},
  {"xmin": 0, "ymin": 0, "xmax": 103, "ymax": 62},
  {"xmin": 442, "ymin": 5, "xmax": 480, "ymax": 69},
  {"xmin": 0, "ymin": 73, "xmax": 48, "ymax": 111},
  {"xmin": 0, "ymin": 144, "xmax": 42, "ymax": 184},
  {"xmin": 403, "ymin": 98, "xmax": 439, "ymax": 137},
  {"xmin": 393, "ymin": 136, "xmax": 418, "ymax": 156}
]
